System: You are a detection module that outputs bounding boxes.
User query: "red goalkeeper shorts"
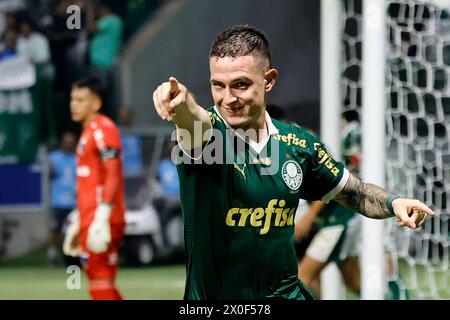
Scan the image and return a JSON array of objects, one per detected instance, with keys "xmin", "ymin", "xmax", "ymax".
[{"xmin": 79, "ymin": 224, "xmax": 125, "ymax": 279}]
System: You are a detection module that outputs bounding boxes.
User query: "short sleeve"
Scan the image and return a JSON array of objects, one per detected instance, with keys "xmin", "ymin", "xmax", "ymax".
[
  {"xmin": 299, "ymin": 133, "xmax": 349, "ymax": 203},
  {"xmin": 49, "ymin": 152, "xmax": 59, "ymax": 176},
  {"xmin": 92, "ymin": 123, "xmax": 121, "ymax": 162}
]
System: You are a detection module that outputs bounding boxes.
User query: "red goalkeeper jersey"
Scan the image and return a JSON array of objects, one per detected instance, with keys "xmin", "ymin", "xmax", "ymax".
[{"xmin": 76, "ymin": 114, "xmax": 125, "ymax": 230}]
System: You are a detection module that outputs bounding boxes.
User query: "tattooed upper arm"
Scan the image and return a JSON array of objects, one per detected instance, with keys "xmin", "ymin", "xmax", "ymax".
[{"xmin": 333, "ymin": 173, "xmax": 392, "ymax": 219}]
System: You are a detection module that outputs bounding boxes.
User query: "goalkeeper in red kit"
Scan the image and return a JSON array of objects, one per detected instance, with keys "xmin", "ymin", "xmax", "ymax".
[{"xmin": 63, "ymin": 77, "xmax": 125, "ymax": 300}]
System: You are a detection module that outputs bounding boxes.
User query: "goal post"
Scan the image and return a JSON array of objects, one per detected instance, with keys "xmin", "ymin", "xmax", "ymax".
[
  {"xmin": 360, "ymin": 0, "xmax": 388, "ymax": 300},
  {"xmin": 320, "ymin": 0, "xmax": 389, "ymax": 300},
  {"xmin": 320, "ymin": 0, "xmax": 346, "ymax": 300},
  {"xmin": 335, "ymin": 0, "xmax": 449, "ymax": 300}
]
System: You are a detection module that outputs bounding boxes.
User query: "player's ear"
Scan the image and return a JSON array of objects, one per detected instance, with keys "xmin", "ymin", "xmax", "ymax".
[
  {"xmin": 93, "ymin": 96, "xmax": 102, "ymax": 112},
  {"xmin": 264, "ymin": 68, "xmax": 278, "ymax": 92}
]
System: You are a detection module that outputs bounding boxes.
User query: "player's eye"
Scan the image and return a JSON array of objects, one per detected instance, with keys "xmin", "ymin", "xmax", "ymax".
[
  {"xmin": 211, "ymin": 82, "xmax": 224, "ymax": 90},
  {"xmin": 234, "ymin": 82, "xmax": 249, "ymax": 89}
]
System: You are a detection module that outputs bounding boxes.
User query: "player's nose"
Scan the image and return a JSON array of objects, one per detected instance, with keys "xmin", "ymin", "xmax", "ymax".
[
  {"xmin": 223, "ymin": 88, "xmax": 237, "ymax": 105},
  {"xmin": 70, "ymin": 104, "xmax": 78, "ymax": 113}
]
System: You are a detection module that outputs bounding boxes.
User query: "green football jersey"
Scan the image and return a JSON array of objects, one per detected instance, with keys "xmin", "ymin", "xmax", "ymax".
[{"xmin": 176, "ymin": 106, "xmax": 348, "ymax": 300}]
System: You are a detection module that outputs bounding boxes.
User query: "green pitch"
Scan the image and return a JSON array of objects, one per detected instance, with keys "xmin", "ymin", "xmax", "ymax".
[
  {"xmin": 0, "ymin": 247, "xmax": 185, "ymax": 300},
  {"xmin": 0, "ymin": 247, "xmax": 447, "ymax": 299},
  {"xmin": 0, "ymin": 265, "xmax": 185, "ymax": 300}
]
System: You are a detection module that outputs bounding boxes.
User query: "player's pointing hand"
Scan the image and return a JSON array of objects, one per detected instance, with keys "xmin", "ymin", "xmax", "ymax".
[
  {"xmin": 392, "ymin": 198, "xmax": 436, "ymax": 229},
  {"xmin": 168, "ymin": 77, "xmax": 180, "ymax": 98},
  {"xmin": 153, "ymin": 77, "xmax": 188, "ymax": 121}
]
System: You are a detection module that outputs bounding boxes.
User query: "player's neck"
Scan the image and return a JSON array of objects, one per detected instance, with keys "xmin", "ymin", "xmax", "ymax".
[
  {"xmin": 252, "ymin": 111, "xmax": 268, "ymax": 143},
  {"xmin": 82, "ymin": 113, "xmax": 100, "ymax": 127},
  {"xmin": 256, "ymin": 120, "xmax": 268, "ymax": 143},
  {"xmin": 239, "ymin": 117, "xmax": 268, "ymax": 143}
]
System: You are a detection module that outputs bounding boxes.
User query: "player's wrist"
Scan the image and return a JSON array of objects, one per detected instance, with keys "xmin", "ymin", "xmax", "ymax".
[{"xmin": 387, "ymin": 195, "xmax": 401, "ymax": 217}]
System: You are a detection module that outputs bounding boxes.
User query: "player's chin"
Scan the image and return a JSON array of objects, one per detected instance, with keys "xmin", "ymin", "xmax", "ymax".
[
  {"xmin": 225, "ymin": 116, "xmax": 252, "ymax": 129},
  {"xmin": 70, "ymin": 113, "xmax": 80, "ymax": 122}
]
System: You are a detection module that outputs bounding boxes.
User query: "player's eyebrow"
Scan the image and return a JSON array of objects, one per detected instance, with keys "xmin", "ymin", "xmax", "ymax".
[
  {"xmin": 210, "ymin": 79, "xmax": 223, "ymax": 85},
  {"xmin": 231, "ymin": 76, "xmax": 252, "ymax": 83},
  {"xmin": 210, "ymin": 76, "xmax": 252, "ymax": 85}
]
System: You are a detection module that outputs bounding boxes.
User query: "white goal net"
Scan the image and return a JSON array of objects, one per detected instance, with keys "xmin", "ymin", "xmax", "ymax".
[{"xmin": 341, "ymin": 0, "xmax": 449, "ymax": 299}]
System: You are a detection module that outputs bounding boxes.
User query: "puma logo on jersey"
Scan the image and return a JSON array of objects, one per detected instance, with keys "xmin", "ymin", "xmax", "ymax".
[
  {"xmin": 225, "ymin": 199, "xmax": 296, "ymax": 235},
  {"xmin": 233, "ymin": 163, "xmax": 246, "ymax": 179}
]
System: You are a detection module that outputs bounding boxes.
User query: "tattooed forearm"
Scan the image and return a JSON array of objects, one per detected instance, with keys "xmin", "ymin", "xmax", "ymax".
[{"xmin": 334, "ymin": 174, "xmax": 392, "ymax": 219}]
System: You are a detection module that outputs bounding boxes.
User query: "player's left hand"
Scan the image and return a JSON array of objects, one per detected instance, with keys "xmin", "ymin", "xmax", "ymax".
[
  {"xmin": 87, "ymin": 203, "xmax": 112, "ymax": 253},
  {"xmin": 392, "ymin": 198, "xmax": 436, "ymax": 229}
]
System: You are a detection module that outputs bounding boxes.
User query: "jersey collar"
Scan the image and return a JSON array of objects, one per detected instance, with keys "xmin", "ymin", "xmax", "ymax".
[{"xmin": 213, "ymin": 105, "xmax": 279, "ymax": 154}]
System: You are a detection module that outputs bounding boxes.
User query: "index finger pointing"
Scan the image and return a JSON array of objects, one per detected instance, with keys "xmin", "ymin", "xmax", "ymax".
[
  {"xmin": 169, "ymin": 77, "xmax": 180, "ymax": 96},
  {"xmin": 414, "ymin": 201, "xmax": 436, "ymax": 217}
]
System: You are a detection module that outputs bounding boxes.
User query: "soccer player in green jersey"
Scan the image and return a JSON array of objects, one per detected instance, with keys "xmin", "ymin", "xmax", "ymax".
[{"xmin": 152, "ymin": 25, "xmax": 436, "ymax": 300}]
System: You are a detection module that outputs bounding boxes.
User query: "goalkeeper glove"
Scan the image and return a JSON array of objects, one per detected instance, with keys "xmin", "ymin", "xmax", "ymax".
[
  {"xmin": 87, "ymin": 203, "xmax": 112, "ymax": 253},
  {"xmin": 63, "ymin": 213, "xmax": 81, "ymax": 257}
]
